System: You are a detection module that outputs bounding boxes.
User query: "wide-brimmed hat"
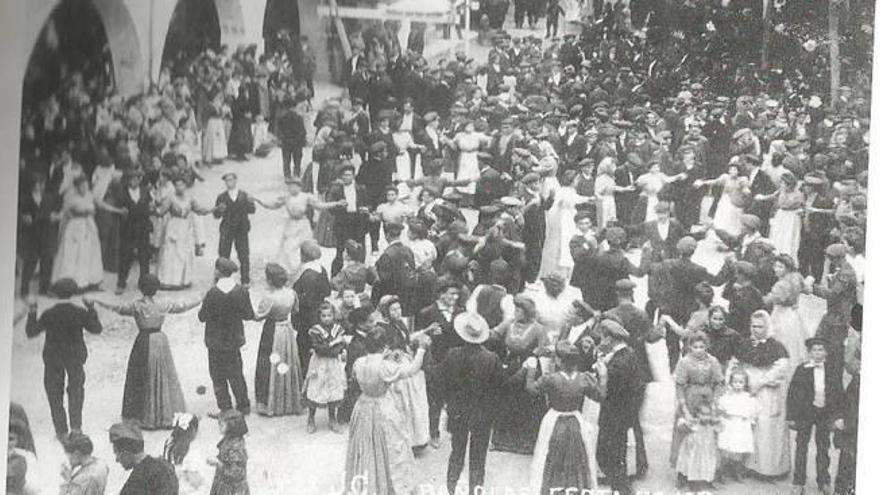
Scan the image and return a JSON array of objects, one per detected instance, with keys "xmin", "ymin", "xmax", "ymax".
[{"xmin": 454, "ymin": 313, "xmax": 490, "ymax": 344}]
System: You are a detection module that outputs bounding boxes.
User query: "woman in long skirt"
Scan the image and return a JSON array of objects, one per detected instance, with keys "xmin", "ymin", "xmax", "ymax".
[
  {"xmin": 539, "ymin": 170, "xmax": 594, "ymax": 282},
  {"xmin": 253, "ymin": 263, "xmax": 304, "ymax": 417},
  {"xmin": 452, "ymin": 122, "xmax": 483, "ymax": 196},
  {"xmin": 698, "ymin": 164, "xmax": 748, "ymax": 236},
  {"xmin": 202, "ymin": 98, "xmax": 228, "ymax": 164},
  {"xmin": 227, "ymin": 87, "xmax": 254, "ymax": 160},
  {"xmin": 727, "ymin": 310, "xmax": 791, "ymax": 477},
  {"xmin": 156, "ymin": 177, "xmax": 214, "ymax": 289},
  {"xmin": 345, "ymin": 330, "xmax": 429, "ymax": 495},
  {"xmin": 763, "ymin": 255, "xmax": 811, "ymax": 373},
  {"xmin": 87, "ymin": 274, "xmax": 196, "ymax": 429},
  {"xmin": 525, "ymin": 341, "xmax": 606, "ymax": 495},
  {"xmin": 768, "ymin": 172, "xmax": 804, "ymax": 259},
  {"xmin": 376, "ymin": 295, "xmax": 431, "ymax": 449},
  {"xmin": 491, "ymin": 296, "xmax": 549, "ymax": 454},
  {"xmin": 53, "ymin": 176, "xmax": 120, "ymax": 291}
]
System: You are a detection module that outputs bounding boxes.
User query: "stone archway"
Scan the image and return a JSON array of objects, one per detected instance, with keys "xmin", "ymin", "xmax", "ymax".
[{"xmin": 25, "ymin": 0, "xmax": 146, "ymax": 96}]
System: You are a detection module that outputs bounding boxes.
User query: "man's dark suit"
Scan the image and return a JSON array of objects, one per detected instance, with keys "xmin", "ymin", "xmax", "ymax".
[
  {"xmin": 293, "ymin": 265, "xmax": 332, "ymax": 374},
  {"xmin": 275, "ymin": 107, "xmax": 307, "ymax": 178},
  {"xmin": 372, "ymin": 240, "xmax": 416, "ymax": 313},
  {"xmin": 597, "ymin": 345, "xmax": 646, "ymax": 495},
  {"xmin": 110, "ymin": 184, "xmax": 153, "ymax": 290},
  {"xmin": 416, "ymin": 302, "xmax": 465, "ymax": 440},
  {"xmin": 614, "ymin": 165, "xmax": 639, "ymax": 225},
  {"xmin": 18, "ymin": 190, "xmax": 59, "ymax": 295},
  {"xmin": 326, "ymin": 181, "xmax": 368, "ymax": 275},
  {"xmin": 581, "ymin": 250, "xmax": 643, "ymax": 312},
  {"xmin": 439, "ymin": 343, "xmax": 504, "ymax": 494},
  {"xmin": 214, "ymin": 191, "xmax": 256, "ymax": 285},
  {"xmin": 473, "ymin": 166, "xmax": 509, "ymax": 209},
  {"xmin": 568, "ymin": 233, "xmax": 596, "ymax": 294},
  {"xmin": 787, "ymin": 361, "xmax": 844, "ymax": 488},
  {"xmin": 521, "ymin": 191, "xmax": 551, "ymax": 284}
]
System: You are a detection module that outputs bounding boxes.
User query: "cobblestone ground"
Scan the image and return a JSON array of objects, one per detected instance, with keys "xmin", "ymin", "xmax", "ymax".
[{"xmin": 11, "ymin": 28, "xmax": 839, "ymax": 495}]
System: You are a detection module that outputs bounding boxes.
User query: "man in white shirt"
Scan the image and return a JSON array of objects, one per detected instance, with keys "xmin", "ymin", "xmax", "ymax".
[
  {"xmin": 328, "ymin": 165, "xmax": 368, "ymax": 275},
  {"xmin": 787, "ymin": 337, "xmax": 844, "ymax": 495}
]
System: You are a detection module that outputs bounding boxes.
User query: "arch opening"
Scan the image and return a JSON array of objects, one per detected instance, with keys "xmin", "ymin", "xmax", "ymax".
[{"xmin": 162, "ymin": 0, "xmax": 223, "ymax": 78}]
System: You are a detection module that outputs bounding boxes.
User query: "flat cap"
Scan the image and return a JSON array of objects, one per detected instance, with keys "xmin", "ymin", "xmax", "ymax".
[
  {"xmin": 109, "ymin": 422, "xmax": 143, "ymax": 444},
  {"xmin": 615, "ymin": 279, "xmax": 637, "ymax": 291},
  {"xmin": 825, "ymin": 243, "xmax": 848, "ymax": 258},
  {"xmin": 740, "ymin": 214, "xmax": 761, "ymax": 230},
  {"xmin": 599, "ymin": 318, "xmax": 630, "ymax": 340},
  {"xmin": 215, "ymin": 257, "xmax": 239, "ymax": 277},
  {"xmin": 677, "ymin": 236, "xmax": 698, "ymax": 254}
]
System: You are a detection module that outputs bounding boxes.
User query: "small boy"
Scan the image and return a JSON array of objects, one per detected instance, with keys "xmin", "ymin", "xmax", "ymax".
[{"xmin": 787, "ymin": 337, "xmax": 844, "ymax": 495}]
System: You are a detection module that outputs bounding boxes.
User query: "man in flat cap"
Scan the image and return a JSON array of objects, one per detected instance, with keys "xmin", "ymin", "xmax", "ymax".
[
  {"xmin": 275, "ymin": 94, "xmax": 308, "ymax": 179},
  {"xmin": 109, "ymin": 422, "xmax": 178, "ymax": 494},
  {"xmin": 26, "ymin": 278, "xmax": 102, "ymax": 439},
  {"xmin": 198, "ymin": 257, "xmax": 255, "ymax": 416},
  {"xmin": 107, "ymin": 167, "xmax": 153, "ymax": 295},
  {"xmin": 520, "ymin": 172, "xmax": 551, "ymax": 285},
  {"xmin": 595, "ymin": 318, "xmax": 644, "ymax": 495},
  {"xmin": 809, "ymin": 243, "xmax": 858, "ymax": 382},
  {"xmin": 214, "ymin": 172, "xmax": 257, "ymax": 286}
]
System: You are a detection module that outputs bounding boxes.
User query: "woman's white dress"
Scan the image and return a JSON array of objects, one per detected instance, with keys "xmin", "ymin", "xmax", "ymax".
[
  {"xmin": 768, "ymin": 190, "xmax": 804, "ymax": 260},
  {"xmin": 636, "ymin": 173, "xmax": 666, "ymax": 222},
  {"xmin": 52, "ymin": 192, "xmax": 104, "ymax": 288},
  {"xmin": 157, "ymin": 194, "xmax": 198, "ymax": 288},
  {"xmin": 539, "ymin": 187, "xmax": 591, "ymax": 282},
  {"xmin": 713, "ymin": 176, "xmax": 747, "ymax": 236},
  {"xmin": 454, "ymin": 133, "xmax": 482, "ymax": 195},
  {"xmin": 594, "ymin": 174, "xmax": 618, "ymax": 229},
  {"xmin": 277, "ymin": 194, "xmax": 316, "ymax": 278}
]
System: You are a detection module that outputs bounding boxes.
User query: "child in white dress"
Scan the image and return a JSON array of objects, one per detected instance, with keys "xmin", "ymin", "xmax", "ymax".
[
  {"xmin": 717, "ymin": 369, "xmax": 758, "ymax": 481},
  {"xmin": 676, "ymin": 396, "xmax": 720, "ymax": 490}
]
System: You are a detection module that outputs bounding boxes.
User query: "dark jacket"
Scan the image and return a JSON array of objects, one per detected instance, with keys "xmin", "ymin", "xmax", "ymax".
[
  {"xmin": 787, "ymin": 361, "xmax": 844, "ymax": 423},
  {"xmin": 26, "ymin": 303, "xmax": 102, "ymax": 363},
  {"xmin": 598, "ymin": 345, "xmax": 646, "ymax": 427},
  {"xmin": 293, "ymin": 267, "xmax": 332, "ymax": 332},
  {"xmin": 605, "ymin": 302, "xmax": 652, "ymax": 382},
  {"xmin": 17, "ymin": 189, "xmax": 60, "ymax": 253},
  {"xmin": 569, "ymin": 233, "xmax": 596, "ymax": 290},
  {"xmin": 198, "ymin": 283, "xmax": 255, "ymax": 350},
  {"xmin": 109, "ymin": 184, "xmax": 153, "ymax": 242},
  {"xmin": 119, "ymin": 456, "xmax": 179, "ymax": 495},
  {"xmin": 372, "ymin": 241, "xmax": 417, "ymax": 309},
  {"xmin": 439, "ymin": 344, "xmax": 505, "ymax": 428},
  {"xmin": 275, "ymin": 108, "xmax": 307, "ymax": 148},
  {"xmin": 214, "ymin": 191, "xmax": 256, "ymax": 234}
]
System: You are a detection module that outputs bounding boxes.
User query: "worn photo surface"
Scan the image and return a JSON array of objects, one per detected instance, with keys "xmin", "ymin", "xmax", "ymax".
[{"xmin": 7, "ymin": 0, "xmax": 874, "ymax": 493}]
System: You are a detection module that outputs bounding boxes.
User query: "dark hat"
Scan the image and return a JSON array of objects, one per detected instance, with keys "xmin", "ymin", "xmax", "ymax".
[
  {"xmin": 50, "ymin": 278, "xmax": 78, "ymax": 299},
  {"xmin": 479, "ymin": 204, "xmax": 501, "ymax": 216},
  {"xmin": 384, "ymin": 222, "xmax": 405, "ymax": 237},
  {"xmin": 615, "ymin": 278, "xmax": 637, "ymax": 292},
  {"xmin": 215, "ymin": 257, "xmax": 239, "ymax": 277},
  {"xmin": 805, "ymin": 336, "xmax": 828, "ymax": 349},
  {"xmin": 137, "ymin": 274, "xmax": 160, "ymax": 295},
  {"xmin": 521, "ymin": 172, "xmax": 541, "ymax": 184},
  {"xmin": 734, "ymin": 260, "xmax": 757, "ymax": 279},
  {"xmin": 599, "ymin": 318, "xmax": 630, "ymax": 340},
  {"xmin": 369, "ymin": 141, "xmax": 387, "ymax": 153},
  {"xmin": 605, "ymin": 226, "xmax": 627, "ymax": 246},
  {"xmin": 348, "ymin": 305, "xmax": 374, "ymax": 328},
  {"xmin": 555, "ymin": 340, "xmax": 581, "ymax": 360},
  {"xmin": 221, "ymin": 172, "xmax": 238, "ymax": 181},
  {"xmin": 825, "ymin": 243, "xmax": 848, "ymax": 258},
  {"xmin": 109, "ymin": 422, "xmax": 144, "ymax": 452},
  {"xmin": 574, "ymin": 210, "xmax": 592, "ymax": 223},
  {"xmin": 571, "ymin": 300, "xmax": 595, "ymax": 319}
]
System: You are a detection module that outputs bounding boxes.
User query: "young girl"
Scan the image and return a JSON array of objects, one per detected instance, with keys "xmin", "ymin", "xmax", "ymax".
[
  {"xmin": 209, "ymin": 410, "xmax": 249, "ymax": 495},
  {"xmin": 303, "ymin": 303, "xmax": 348, "ymax": 434},
  {"xmin": 675, "ymin": 395, "xmax": 720, "ymax": 490},
  {"xmin": 717, "ymin": 369, "xmax": 758, "ymax": 481},
  {"xmin": 164, "ymin": 413, "xmax": 205, "ymax": 495}
]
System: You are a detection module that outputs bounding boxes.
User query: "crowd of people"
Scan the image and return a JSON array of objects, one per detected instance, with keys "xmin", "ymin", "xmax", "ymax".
[{"xmin": 10, "ymin": 0, "xmax": 873, "ymax": 494}]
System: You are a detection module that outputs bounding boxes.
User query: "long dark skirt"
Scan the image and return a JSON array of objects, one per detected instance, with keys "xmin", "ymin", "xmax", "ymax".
[
  {"xmin": 95, "ymin": 209, "xmax": 118, "ymax": 273},
  {"xmin": 122, "ymin": 329, "xmax": 186, "ymax": 429},
  {"xmin": 491, "ymin": 367, "xmax": 545, "ymax": 454},
  {"xmin": 254, "ymin": 320, "xmax": 304, "ymax": 416},
  {"xmin": 227, "ymin": 117, "xmax": 253, "ymax": 157},
  {"xmin": 535, "ymin": 413, "xmax": 596, "ymax": 495}
]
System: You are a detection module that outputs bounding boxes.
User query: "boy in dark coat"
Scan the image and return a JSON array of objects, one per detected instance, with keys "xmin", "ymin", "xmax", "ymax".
[{"xmin": 214, "ymin": 173, "xmax": 257, "ymax": 286}]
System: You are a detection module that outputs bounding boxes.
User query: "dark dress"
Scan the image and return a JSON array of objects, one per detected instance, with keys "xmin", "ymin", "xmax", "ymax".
[
  {"xmin": 254, "ymin": 288, "xmax": 303, "ymax": 416},
  {"xmin": 293, "ymin": 265, "xmax": 332, "ymax": 374},
  {"xmin": 531, "ymin": 372, "xmax": 604, "ymax": 495},
  {"xmin": 210, "ymin": 437, "xmax": 249, "ymax": 495},
  {"xmin": 120, "ymin": 456, "xmax": 179, "ymax": 495},
  {"xmin": 491, "ymin": 321, "xmax": 548, "ymax": 454}
]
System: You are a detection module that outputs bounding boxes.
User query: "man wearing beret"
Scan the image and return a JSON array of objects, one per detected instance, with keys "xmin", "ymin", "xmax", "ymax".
[
  {"xmin": 809, "ymin": 244, "xmax": 858, "ymax": 382},
  {"xmin": 786, "ymin": 337, "xmax": 843, "ymax": 495},
  {"xmin": 214, "ymin": 173, "xmax": 257, "ymax": 286},
  {"xmin": 26, "ymin": 279, "xmax": 102, "ymax": 439},
  {"xmin": 595, "ymin": 318, "xmax": 644, "ymax": 495},
  {"xmin": 107, "ymin": 168, "xmax": 153, "ymax": 295},
  {"xmin": 109, "ymin": 422, "xmax": 178, "ymax": 495},
  {"xmin": 199, "ymin": 258, "xmax": 255, "ymax": 416}
]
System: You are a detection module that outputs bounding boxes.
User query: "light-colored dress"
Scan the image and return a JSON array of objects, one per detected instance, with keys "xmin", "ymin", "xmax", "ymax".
[
  {"xmin": 675, "ymin": 418, "xmax": 719, "ymax": 482},
  {"xmin": 717, "ymin": 391, "xmax": 757, "ymax": 454},
  {"xmin": 254, "ymin": 288, "xmax": 304, "ymax": 416},
  {"xmin": 157, "ymin": 193, "xmax": 198, "ymax": 288},
  {"xmin": 713, "ymin": 175, "xmax": 748, "ymax": 235},
  {"xmin": 594, "ymin": 174, "xmax": 617, "ymax": 229},
  {"xmin": 203, "ymin": 105, "xmax": 228, "ymax": 163},
  {"xmin": 635, "ymin": 172, "xmax": 667, "ymax": 222},
  {"xmin": 669, "ymin": 353, "xmax": 724, "ymax": 466},
  {"xmin": 766, "ymin": 272, "xmax": 811, "ymax": 373},
  {"xmin": 539, "ymin": 187, "xmax": 592, "ymax": 281},
  {"xmin": 345, "ymin": 353, "xmax": 416, "ymax": 495},
  {"xmin": 769, "ymin": 189, "xmax": 804, "ymax": 260},
  {"xmin": 303, "ymin": 323, "xmax": 347, "ymax": 406},
  {"xmin": 729, "ymin": 341, "xmax": 791, "ymax": 476},
  {"xmin": 52, "ymin": 191, "xmax": 104, "ymax": 289},
  {"xmin": 454, "ymin": 132, "xmax": 482, "ymax": 195},
  {"xmin": 276, "ymin": 194, "xmax": 316, "ymax": 278}
]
